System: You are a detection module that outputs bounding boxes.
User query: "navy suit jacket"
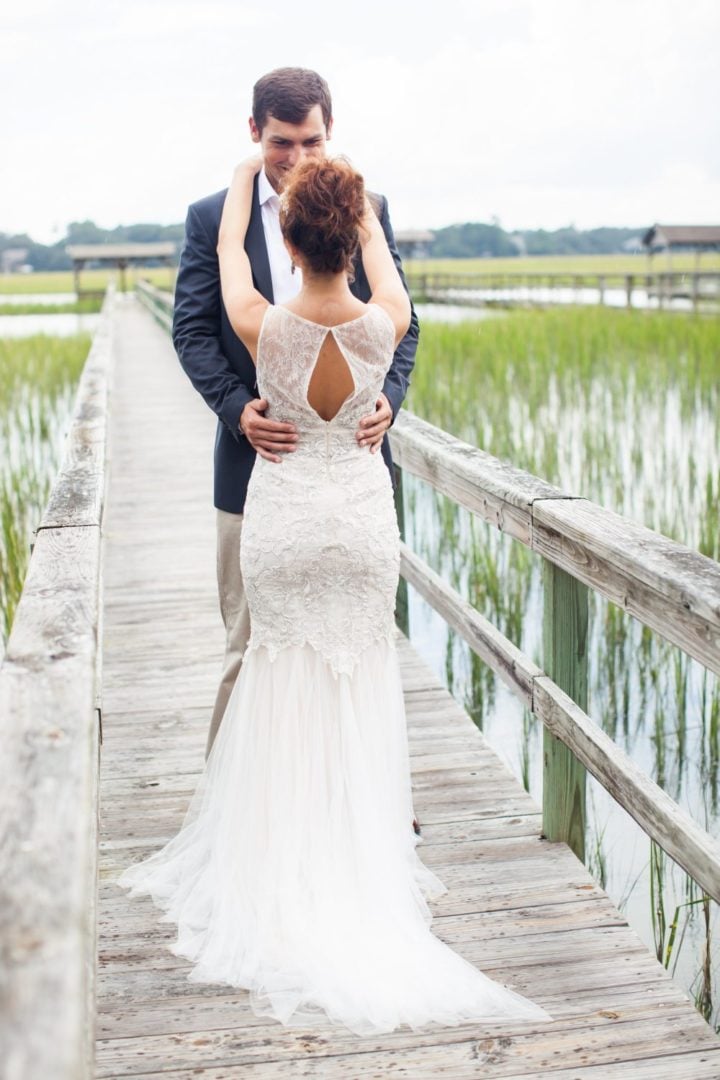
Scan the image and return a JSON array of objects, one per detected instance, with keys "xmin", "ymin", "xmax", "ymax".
[{"xmin": 172, "ymin": 174, "xmax": 420, "ymax": 514}]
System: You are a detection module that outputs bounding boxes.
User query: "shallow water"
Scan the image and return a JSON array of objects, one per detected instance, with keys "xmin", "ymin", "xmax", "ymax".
[{"xmin": 0, "ymin": 312, "xmax": 101, "ymax": 337}]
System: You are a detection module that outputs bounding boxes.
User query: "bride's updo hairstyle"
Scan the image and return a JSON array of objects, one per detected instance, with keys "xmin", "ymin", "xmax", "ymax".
[{"xmin": 279, "ymin": 156, "xmax": 365, "ymax": 277}]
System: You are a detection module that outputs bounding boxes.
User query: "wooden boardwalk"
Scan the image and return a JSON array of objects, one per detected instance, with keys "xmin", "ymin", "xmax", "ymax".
[{"xmin": 95, "ymin": 296, "xmax": 720, "ymax": 1078}]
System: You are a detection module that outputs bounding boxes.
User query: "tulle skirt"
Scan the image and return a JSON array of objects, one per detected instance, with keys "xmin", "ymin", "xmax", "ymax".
[{"xmin": 117, "ymin": 637, "xmax": 552, "ymax": 1034}]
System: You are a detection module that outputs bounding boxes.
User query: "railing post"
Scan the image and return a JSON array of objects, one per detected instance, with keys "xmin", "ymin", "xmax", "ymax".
[
  {"xmin": 542, "ymin": 558, "xmax": 588, "ymax": 861},
  {"xmin": 393, "ymin": 464, "xmax": 409, "ymax": 636},
  {"xmin": 626, "ymin": 274, "xmax": 633, "ymax": 308}
]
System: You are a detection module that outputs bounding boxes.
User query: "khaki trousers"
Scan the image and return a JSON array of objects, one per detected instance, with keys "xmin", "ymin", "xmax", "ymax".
[{"xmin": 206, "ymin": 508, "xmax": 251, "ymax": 761}]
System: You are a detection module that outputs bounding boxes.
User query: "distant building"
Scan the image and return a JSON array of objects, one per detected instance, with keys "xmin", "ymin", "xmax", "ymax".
[
  {"xmin": 1, "ymin": 247, "xmax": 29, "ymax": 273},
  {"xmin": 642, "ymin": 224, "xmax": 720, "ymax": 266},
  {"xmin": 65, "ymin": 241, "xmax": 177, "ymax": 294},
  {"xmin": 395, "ymin": 230, "xmax": 435, "ymax": 260}
]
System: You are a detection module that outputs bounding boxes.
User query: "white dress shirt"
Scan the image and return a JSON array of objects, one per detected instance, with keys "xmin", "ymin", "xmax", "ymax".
[{"xmin": 258, "ymin": 168, "xmax": 302, "ymax": 304}]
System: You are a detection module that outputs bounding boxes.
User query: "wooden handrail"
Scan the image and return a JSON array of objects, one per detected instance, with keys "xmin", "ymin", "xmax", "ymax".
[
  {"xmin": 0, "ymin": 285, "xmax": 115, "ymax": 1078},
  {"xmin": 400, "ymin": 541, "xmax": 720, "ymax": 901},
  {"xmin": 389, "ymin": 411, "xmax": 720, "ymax": 678},
  {"xmin": 389, "ymin": 410, "xmax": 720, "ymax": 884},
  {"xmin": 136, "ymin": 278, "xmax": 172, "ymax": 331}
]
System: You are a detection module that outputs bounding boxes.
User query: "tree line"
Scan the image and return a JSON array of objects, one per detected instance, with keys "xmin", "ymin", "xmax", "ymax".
[
  {"xmin": 430, "ymin": 222, "xmax": 644, "ymax": 258},
  {"xmin": 1, "ymin": 219, "xmax": 644, "ymax": 271}
]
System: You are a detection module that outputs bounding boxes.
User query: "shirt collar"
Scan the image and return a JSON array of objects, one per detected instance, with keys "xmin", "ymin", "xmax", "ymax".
[{"xmin": 258, "ymin": 167, "xmax": 279, "ymax": 207}]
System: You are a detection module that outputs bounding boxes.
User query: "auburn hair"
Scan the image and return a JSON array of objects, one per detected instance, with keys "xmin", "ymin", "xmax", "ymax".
[{"xmin": 279, "ymin": 157, "xmax": 365, "ymax": 277}]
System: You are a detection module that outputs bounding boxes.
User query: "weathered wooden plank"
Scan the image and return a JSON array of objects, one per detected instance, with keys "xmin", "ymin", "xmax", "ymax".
[
  {"xmin": 400, "ymin": 541, "xmax": 542, "ymax": 707},
  {"xmin": 533, "ymin": 497, "xmax": 720, "ymax": 678},
  {"xmin": 38, "ymin": 283, "xmax": 114, "ymax": 530},
  {"xmin": 98, "ymin": 1042, "xmax": 720, "ymax": 1080},
  {"xmin": 95, "ymin": 1006, "xmax": 717, "ymax": 1078},
  {"xmin": 389, "ymin": 410, "xmax": 569, "ymax": 546},
  {"xmin": 136, "ymin": 279, "xmax": 173, "ymax": 332},
  {"xmin": 395, "ymin": 538, "xmax": 720, "ymax": 900},
  {"xmin": 534, "ymin": 676, "xmax": 720, "ymax": 902},
  {"xmin": 94, "ymin": 973, "xmax": 673, "ymax": 1041},
  {"xmin": 0, "ymin": 290, "xmax": 114, "ymax": 1080},
  {"xmin": 389, "ymin": 411, "xmax": 720, "ymax": 678},
  {"xmin": 499, "ymin": 1050, "xmax": 720, "ymax": 1079}
]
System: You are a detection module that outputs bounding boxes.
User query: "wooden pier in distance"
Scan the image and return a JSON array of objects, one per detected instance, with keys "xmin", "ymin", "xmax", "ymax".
[{"xmin": 2, "ymin": 290, "xmax": 720, "ymax": 1077}]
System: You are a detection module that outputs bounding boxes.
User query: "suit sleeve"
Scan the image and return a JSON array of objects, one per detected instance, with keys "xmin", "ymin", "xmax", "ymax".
[
  {"xmin": 377, "ymin": 195, "xmax": 420, "ymax": 423},
  {"xmin": 172, "ymin": 202, "xmax": 255, "ymax": 444}
]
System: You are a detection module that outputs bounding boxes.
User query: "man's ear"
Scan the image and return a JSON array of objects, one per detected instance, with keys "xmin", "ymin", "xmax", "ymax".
[
  {"xmin": 249, "ymin": 116, "xmax": 261, "ymax": 144},
  {"xmin": 326, "ymin": 116, "xmax": 333, "ymax": 141}
]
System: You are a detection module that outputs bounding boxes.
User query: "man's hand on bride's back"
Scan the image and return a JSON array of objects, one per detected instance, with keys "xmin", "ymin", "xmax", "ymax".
[
  {"xmin": 356, "ymin": 392, "xmax": 392, "ymax": 454},
  {"xmin": 240, "ymin": 399, "xmax": 298, "ymax": 464}
]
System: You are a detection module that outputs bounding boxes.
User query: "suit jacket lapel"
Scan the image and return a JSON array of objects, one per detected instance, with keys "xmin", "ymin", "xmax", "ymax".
[{"xmin": 245, "ymin": 174, "xmax": 274, "ymax": 303}]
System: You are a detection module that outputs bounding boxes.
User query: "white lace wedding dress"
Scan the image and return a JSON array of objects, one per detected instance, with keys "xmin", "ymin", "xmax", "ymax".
[{"xmin": 117, "ymin": 302, "xmax": 552, "ymax": 1035}]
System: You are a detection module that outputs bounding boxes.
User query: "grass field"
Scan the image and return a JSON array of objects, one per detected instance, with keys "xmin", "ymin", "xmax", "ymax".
[
  {"xmin": 2, "ymin": 252, "xmax": 718, "ymax": 295},
  {"xmin": 410, "ymin": 253, "xmax": 720, "ymax": 275},
  {"xmin": 0, "ymin": 267, "xmax": 176, "ymax": 294}
]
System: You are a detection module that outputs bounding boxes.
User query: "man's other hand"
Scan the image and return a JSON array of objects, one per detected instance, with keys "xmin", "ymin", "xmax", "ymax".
[
  {"xmin": 240, "ymin": 399, "xmax": 298, "ymax": 463},
  {"xmin": 356, "ymin": 392, "xmax": 392, "ymax": 454}
]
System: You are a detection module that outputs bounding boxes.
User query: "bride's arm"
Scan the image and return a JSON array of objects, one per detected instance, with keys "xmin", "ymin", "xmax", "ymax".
[
  {"xmin": 359, "ymin": 199, "xmax": 411, "ymax": 348},
  {"xmin": 217, "ymin": 157, "xmax": 269, "ymax": 357}
]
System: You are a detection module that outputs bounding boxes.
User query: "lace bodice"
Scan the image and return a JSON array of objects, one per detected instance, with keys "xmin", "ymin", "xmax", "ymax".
[
  {"xmin": 239, "ymin": 303, "xmax": 402, "ymax": 675},
  {"xmin": 257, "ymin": 303, "xmax": 395, "ymax": 444}
]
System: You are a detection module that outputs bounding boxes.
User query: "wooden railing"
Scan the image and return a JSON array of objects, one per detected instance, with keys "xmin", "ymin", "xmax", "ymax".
[
  {"xmin": 0, "ymin": 285, "xmax": 115, "ymax": 1078},
  {"xmin": 136, "ymin": 277, "xmax": 172, "ymax": 331},
  {"xmin": 388, "ymin": 411, "xmax": 720, "ymax": 900},
  {"xmin": 405, "ymin": 269, "xmax": 720, "ymax": 309}
]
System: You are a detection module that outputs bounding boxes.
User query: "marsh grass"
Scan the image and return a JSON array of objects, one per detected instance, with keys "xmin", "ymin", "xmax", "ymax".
[
  {"xmin": 0, "ymin": 333, "xmax": 90, "ymax": 644},
  {"xmin": 403, "ymin": 305, "xmax": 720, "ymax": 1022}
]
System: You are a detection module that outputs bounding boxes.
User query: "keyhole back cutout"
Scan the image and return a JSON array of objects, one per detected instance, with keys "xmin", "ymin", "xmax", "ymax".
[{"xmin": 306, "ymin": 331, "xmax": 356, "ymax": 423}]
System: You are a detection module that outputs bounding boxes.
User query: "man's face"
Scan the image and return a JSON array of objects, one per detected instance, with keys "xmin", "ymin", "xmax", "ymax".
[{"xmin": 249, "ymin": 103, "xmax": 332, "ymax": 191}]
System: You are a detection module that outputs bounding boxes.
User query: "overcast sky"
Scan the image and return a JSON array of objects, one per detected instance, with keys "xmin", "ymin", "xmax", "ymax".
[{"xmin": 3, "ymin": 0, "xmax": 718, "ymax": 243}]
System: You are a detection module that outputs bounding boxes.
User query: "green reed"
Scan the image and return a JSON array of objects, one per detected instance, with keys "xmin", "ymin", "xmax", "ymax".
[
  {"xmin": 0, "ymin": 333, "xmax": 90, "ymax": 644},
  {"xmin": 0, "ymin": 298, "xmax": 103, "ymax": 315}
]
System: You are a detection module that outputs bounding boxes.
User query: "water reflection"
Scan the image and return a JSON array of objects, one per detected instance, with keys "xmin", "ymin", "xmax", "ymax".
[{"xmin": 0, "ymin": 313, "xmax": 101, "ymax": 337}]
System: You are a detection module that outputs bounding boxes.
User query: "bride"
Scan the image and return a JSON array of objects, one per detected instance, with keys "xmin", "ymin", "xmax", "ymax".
[{"xmin": 117, "ymin": 154, "xmax": 552, "ymax": 1035}]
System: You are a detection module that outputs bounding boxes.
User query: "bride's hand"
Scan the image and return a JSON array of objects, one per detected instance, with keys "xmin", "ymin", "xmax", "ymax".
[
  {"xmin": 233, "ymin": 154, "xmax": 264, "ymax": 178},
  {"xmin": 218, "ymin": 156, "xmax": 262, "ymax": 252}
]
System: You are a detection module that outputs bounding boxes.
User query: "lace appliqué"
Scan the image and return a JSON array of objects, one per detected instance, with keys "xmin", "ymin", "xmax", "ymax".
[{"xmin": 239, "ymin": 304, "xmax": 401, "ymax": 677}]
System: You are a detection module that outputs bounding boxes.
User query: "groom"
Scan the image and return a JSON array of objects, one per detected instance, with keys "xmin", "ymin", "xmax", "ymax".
[{"xmin": 172, "ymin": 66, "xmax": 420, "ymax": 764}]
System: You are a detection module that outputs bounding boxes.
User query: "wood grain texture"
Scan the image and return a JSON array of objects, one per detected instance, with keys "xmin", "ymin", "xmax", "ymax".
[
  {"xmin": 38, "ymin": 285, "xmax": 115, "ymax": 532},
  {"xmin": 389, "ymin": 411, "xmax": 720, "ymax": 677},
  {"xmin": 399, "ymin": 541, "xmax": 542, "ymax": 707},
  {"xmin": 91, "ymin": 298, "xmax": 719, "ymax": 1077},
  {"xmin": 397, "ymin": 537, "xmax": 720, "ymax": 900},
  {"xmin": 0, "ymin": 288, "xmax": 114, "ymax": 1080}
]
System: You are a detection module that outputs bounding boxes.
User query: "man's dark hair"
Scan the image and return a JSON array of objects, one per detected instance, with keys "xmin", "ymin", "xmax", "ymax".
[{"xmin": 252, "ymin": 67, "xmax": 332, "ymax": 133}]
